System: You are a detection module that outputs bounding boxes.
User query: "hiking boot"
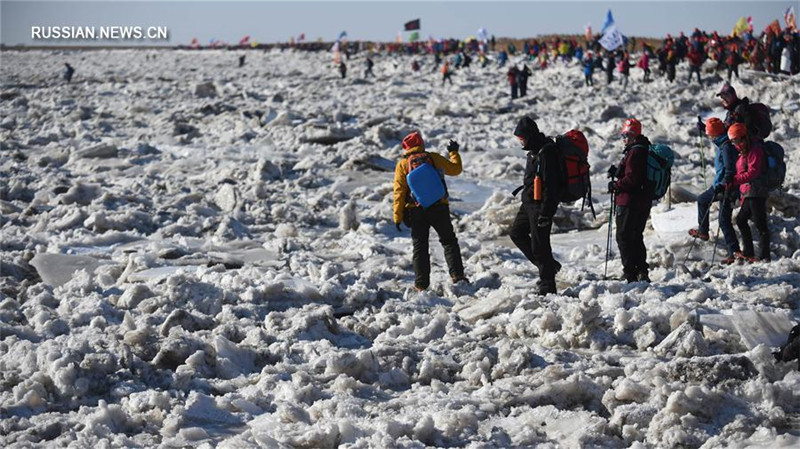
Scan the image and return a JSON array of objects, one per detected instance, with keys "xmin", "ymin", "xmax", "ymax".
[
  {"xmin": 688, "ymin": 229, "xmax": 710, "ymax": 241},
  {"xmin": 451, "ymin": 274, "xmax": 470, "ymax": 284},
  {"xmin": 734, "ymin": 251, "xmax": 757, "ymax": 263},
  {"xmin": 537, "ymin": 281, "xmax": 557, "ymax": 295},
  {"xmin": 637, "ymin": 271, "xmax": 651, "ymax": 283},
  {"xmin": 721, "ymin": 255, "xmax": 737, "ymax": 265},
  {"xmin": 414, "ymin": 283, "xmax": 428, "ymax": 292}
]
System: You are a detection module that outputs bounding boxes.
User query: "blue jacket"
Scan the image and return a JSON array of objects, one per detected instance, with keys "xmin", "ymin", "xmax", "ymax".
[
  {"xmin": 712, "ymin": 135, "xmax": 738, "ymax": 187},
  {"xmin": 583, "ymin": 59, "xmax": 594, "ymax": 75}
]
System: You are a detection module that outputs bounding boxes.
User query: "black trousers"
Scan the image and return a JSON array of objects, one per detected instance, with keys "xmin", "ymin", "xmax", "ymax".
[
  {"xmin": 509, "ymin": 203, "xmax": 560, "ymax": 282},
  {"xmin": 615, "ymin": 205, "xmax": 650, "ymax": 281},
  {"xmin": 736, "ymin": 197, "xmax": 770, "ymax": 260},
  {"xmin": 408, "ymin": 203, "xmax": 465, "ymax": 288}
]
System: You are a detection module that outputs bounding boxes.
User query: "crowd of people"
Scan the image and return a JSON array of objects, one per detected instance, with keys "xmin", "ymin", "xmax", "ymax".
[{"xmin": 392, "ymin": 81, "xmax": 783, "ymax": 294}]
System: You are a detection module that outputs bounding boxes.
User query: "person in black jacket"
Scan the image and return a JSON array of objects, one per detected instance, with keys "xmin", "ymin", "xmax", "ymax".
[
  {"xmin": 509, "ymin": 116, "xmax": 563, "ymax": 295},
  {"xmin": 517, "ymin": 64, "xmax": 531, "ymax": 97},
  {"xmin": 608, "ymin": 118, "xmax": 652, "ymax": 283},
  {"xmin": 63, "ymin": 63, "xmax": 75, "ymax": 83}
]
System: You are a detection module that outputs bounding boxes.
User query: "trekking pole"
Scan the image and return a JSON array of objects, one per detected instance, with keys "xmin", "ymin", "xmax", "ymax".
[
  {"xmin": 683, "ymin": 203, "xmax": 713, "ymax": 265},
  {"xmin": 604, "ymin": 188, "xmax": 615, "ymax": 279},
  {"xmin": 710, "ymin": 190, "xmax": 728, "ymax": 266},
  {"xmin": 698, "ymin": 135, "xmax": 708, "ymax": 189}
]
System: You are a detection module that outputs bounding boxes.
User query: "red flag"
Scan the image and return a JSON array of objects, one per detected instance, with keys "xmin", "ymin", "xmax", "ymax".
[{"xmin": 238, "ymin": 35, "xmax": 250, "ymax": 46}]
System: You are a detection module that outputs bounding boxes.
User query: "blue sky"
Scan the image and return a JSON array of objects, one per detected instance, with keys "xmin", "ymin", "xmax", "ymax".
[{"xmin": 1, "ymin": 1, "xmax": 795, "ymax": 46}]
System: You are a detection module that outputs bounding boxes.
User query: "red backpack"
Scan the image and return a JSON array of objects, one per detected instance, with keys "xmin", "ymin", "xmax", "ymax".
[{"xmin": 556, "ymin": 130, "xmax": 595, "ymax": 217}]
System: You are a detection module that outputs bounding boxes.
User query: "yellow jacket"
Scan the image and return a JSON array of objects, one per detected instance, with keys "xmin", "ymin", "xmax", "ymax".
[{"xmin": 392, "ymin": 146, "xmax": 462, "ymax": 224}]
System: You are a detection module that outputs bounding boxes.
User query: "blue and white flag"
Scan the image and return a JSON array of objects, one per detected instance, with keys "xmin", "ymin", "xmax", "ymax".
[
  {"xmin": 599, "ymin": 25, "xmax": 624, "ymax": 51},
  {"xmin": 337, "ymin": 31, "xmax": 348, "ymax": 41},
  {"xmin": 601, "ymin": 10, "xmax": 615, "ymax": 35}
]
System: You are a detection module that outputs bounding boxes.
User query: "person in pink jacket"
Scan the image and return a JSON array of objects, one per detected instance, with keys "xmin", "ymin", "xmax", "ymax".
[{"xmin": 726, "ymin": 123, "xmax": 771, "ymax": 262}]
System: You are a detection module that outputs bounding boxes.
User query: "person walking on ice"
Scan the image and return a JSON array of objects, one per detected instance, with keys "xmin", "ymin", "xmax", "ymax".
[
  {"xmin": 508, "ymin": 117, "xmax": 566, "ymax": 295},
  {"xmin": 393, "ymin": 131, "xmax": 468, "ymax": 291},
  {"xmin": 607, "ymin": 119, "xmax": 653, "ymax": 283}
]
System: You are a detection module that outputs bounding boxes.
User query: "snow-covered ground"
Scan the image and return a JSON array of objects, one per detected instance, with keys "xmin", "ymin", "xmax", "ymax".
[{"xmin": 1, "ymin": 48, "xmax": 800, "ymax": 448}]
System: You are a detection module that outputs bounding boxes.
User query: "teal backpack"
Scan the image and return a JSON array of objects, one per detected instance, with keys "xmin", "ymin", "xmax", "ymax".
[{"xmin": 645, "ymin": 144, "xmax": 674, "ymax": 201}]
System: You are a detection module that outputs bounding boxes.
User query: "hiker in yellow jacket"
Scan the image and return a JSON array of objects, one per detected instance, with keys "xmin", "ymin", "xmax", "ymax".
[{"xmin": 393, "ymin": 131, "xmax": 467, "ymax": 291}]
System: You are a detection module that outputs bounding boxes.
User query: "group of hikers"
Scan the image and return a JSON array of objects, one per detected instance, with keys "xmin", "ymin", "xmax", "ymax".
[{"xmin": 392, "ymin": 82, "xmax": 785, "ymax": 294}]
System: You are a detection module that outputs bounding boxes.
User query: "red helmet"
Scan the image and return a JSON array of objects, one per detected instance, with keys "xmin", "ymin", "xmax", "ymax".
[
  {"xmin": 727, "ymin": 123, "xmax": 748, "ymax": 141},
  {"xmin": 563, "ymin": 129, "xmax": 589, "ymax": 155},
  {"xmin": 402, "ymin": 131, "xmax": 424, "ymax": 150},
  {"xmin": 621, "ymin": 118, "xmax": 642, "ymax": 137},
  {"xmin": 705, "ymin": 117, "xmax": 725, "ymax": 137}
]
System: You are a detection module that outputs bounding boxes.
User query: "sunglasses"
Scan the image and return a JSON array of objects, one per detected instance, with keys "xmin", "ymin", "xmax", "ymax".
[{"xmin": 731, "ymin": 137, "xmax": 746, "ymax": 145}]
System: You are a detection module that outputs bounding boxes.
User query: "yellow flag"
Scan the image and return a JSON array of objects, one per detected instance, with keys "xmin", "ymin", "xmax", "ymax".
[{"xmin": 732, "ymin": 17, "xmax": 749, "ymax": 36}]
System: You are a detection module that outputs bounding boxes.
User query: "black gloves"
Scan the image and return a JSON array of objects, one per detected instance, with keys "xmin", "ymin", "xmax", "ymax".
[
  {"xmin": 395, "ymin": 223, "xmax": 402, "ymax": 232},
  {"xmin": 607, "ymin": 181, "xmax": 617, "ymax": 193},
  {"xmin": 607, "ymin": 165, "xmax": 618, "ymax": 179},
  {"xmin": 696, "ymin": 116, "xmax": 705, "ymax": 134},
  {"xmin": 537, "ymin": 215, "xmax": 552, "ymax": 228},
  {"xmin": 447, "ymin": 140, "xmax": 460, "ymax": 152}
]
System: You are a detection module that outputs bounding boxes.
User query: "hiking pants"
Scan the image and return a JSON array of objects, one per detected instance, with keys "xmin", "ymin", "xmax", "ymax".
[
  {"xmin": 688, "ymin": 65, "xmax": 702, "ymax": 83},
  {"xmin": 727, "ymin": 65, "xmax": 739, "ymax": 82},
  {"xmin": 408, "ymin": 203, "xmax": 465, "ymax": 288},
  {"xmin": 520, "ymin": 81, "xmax": 528, "ymax": 97},
  {"xmin": 615, "ymin": 205, "xmax": 650, "ymax": 281},
  {"xmin": 585, "ymin": 74, "xmax": 593, "ymax": 86},
  {"xmin": 509, "ymin": 203, "xmax": 560, "ymax": 282},
  {"xmin": 736, "ymin": 197, "xmax": 770, "ymax": 260},
  {"xmin": 697, "ymin": 187, "xmax": 740, "ymax": 256},
  {"xmin": 442, "ymin": 73, "xmax": 452, "ymax": 85},
  {"xmin": 510, "ymin": 84, "xmax": 518, "ymax": 99}
]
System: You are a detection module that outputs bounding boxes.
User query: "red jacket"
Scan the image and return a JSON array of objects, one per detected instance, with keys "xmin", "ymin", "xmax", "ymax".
[
  {"xmin": 733, "ymin": 140, "xmax": 767, "ymax": 198},
  {"xmin": 688, "ymin": 50, "xmax": 703, "ymax": 66},
  {"xmin": 614, "ymin": 135, "xmax": 652, "ymax": 210}
]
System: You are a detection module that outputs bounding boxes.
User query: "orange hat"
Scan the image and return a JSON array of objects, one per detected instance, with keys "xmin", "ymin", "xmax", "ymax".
[
  {"xmin": 705, "ymin": 118, "xmax": 725, "ymax": 137},
  {"xmin": 621, "ymin": 118, "xmax": 641, "ymax": 137},
  {"xmin": 402, "ymin": 131, "xmax": 424, "ymax": 150},
  {"xmin": 727, "ymin": 123, "xmax": 747, "ymax": 141}
]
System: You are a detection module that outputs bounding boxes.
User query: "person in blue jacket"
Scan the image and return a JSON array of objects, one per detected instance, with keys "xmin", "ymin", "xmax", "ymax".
[
  {"xmin": 688, "ymin": 117, "xmax": 740, "ymax": 263},
  {"xmin": 582, "ymin": 53, "xmax": 595, "ymax": 86}
]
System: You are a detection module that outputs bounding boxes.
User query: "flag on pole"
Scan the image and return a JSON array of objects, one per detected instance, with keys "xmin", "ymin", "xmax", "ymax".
[
  {"xmin": 601, "ymin": 10, "xmax": 614, "ymax": 34},
  {"xmin": 404, "ymin": 19, "xmax": 420, "ymax": 31},
  {"xmin": 298, "ymin": 33, "xmax": 306, "ymax": 41},
  {"xmin": 409, "ymin": 31, "xmax": 419, "ymax": 42},
  {"xmin": 786, "ymin": 6, "xmax": 797, "ymax": 31},
  {"xmin": 732, "ymin": 17, "xmax": 749, "ymax": 36},
  {"xmin": 599, "ymin": 25, "xmax": 624, "ymax": 51},
  {"xmin": 238, "ymin": 35, "xmax": 250, "ymax": 46},
  {"xmin": 765, "ymin": 19, "xmax": 781, "ymax": 35},
  {"xmin": 337, "ymin": 31, "xmax": 347, "ymax": 41},
  {"xmin": 477, "ymin": 28, "xmax": 488, "ymax": 42}
]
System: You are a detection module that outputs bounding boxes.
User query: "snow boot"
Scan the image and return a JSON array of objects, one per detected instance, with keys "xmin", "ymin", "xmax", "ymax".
[
  {"xmin": 688, "ymin": 229, "xmax": 710, "ymax": 241},
  {"xmin": 537, "ymin": 280, "xmax": 557, "ymax": 295}
]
